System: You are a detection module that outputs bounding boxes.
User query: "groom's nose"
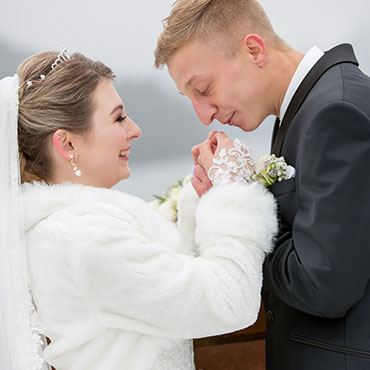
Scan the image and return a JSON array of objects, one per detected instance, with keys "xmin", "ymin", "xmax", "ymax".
[{"xmin": 191, "ymin": 99, "xmax": 216, "ymax": 126}]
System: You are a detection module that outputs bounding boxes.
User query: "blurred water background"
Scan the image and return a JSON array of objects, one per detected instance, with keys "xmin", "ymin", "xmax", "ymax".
[{"xmin": 1, "ymin": 0, "xmax": 369, "ymax": 200}]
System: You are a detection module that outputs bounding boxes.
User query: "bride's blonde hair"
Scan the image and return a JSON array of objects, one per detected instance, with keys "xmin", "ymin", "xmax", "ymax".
[{"xmin": 17, "ymin": 52, "xmax": 114, "ymax": 184}]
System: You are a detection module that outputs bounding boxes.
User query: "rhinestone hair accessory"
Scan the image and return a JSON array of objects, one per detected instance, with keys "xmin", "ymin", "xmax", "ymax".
[
  {"xmin": 24, "ymin": 48, "xmax": 70, "ymax": 89},
  {"xmin": 25, "ymin": 75, "xmax": 47, "ymax": 89},
  {"xmin": 23, "ymin": 47, "xmax": 70, "ymax": 89},
  {"xmin": 51, "ymin": 47, "xmax": 70, "ymax": 70}
]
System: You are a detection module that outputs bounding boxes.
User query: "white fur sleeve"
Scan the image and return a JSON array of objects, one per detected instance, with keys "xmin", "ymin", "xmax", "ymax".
[
  {"xmin": 176, "ymin": 182, "xmax": 199, "ymax": 254},
  {"xmin": 79, "ymin": 182, "xmax": 277, "ymax": 339}
]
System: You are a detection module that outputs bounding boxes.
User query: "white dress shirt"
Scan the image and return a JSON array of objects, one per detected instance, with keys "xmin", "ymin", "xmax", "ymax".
[{"xmin": 279, "ymin": 46, "xmax": 324, "ymax": 121}]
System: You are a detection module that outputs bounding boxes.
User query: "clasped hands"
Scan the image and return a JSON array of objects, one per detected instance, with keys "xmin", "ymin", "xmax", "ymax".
[{"xmin": 191, "ymin": 131, "xmax": 236, "ymax": 197}]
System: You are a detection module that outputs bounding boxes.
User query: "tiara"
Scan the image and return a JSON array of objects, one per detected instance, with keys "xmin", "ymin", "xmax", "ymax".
[
  {"xmin": 24, "ymin": 47, "xmax": 70, "ymax": 89},
  {"xmin": 51, "ymin": 47, "xmax": 70, "ymax": 70}
]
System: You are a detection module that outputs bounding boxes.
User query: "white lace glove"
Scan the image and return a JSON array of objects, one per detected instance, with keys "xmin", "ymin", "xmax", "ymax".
[{"xmin": 207, "ymin": 138, "xmax": 255, "ymax": 186}]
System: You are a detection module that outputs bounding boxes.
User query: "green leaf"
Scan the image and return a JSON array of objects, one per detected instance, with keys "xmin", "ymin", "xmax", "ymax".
[{"xmin": 153, "ymin": 194, "xmax": 167, "ymax": 204}]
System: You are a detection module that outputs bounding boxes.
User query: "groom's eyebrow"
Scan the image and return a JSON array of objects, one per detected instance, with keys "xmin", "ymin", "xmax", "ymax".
[
  {"xmin": 178, "ymin": 75, "xmax": 197, "ymax": 95},
  {"xmin": 110, "ymin": 104, "xmax": 124, "ymax": 115},
  {"xmin": 185, "ymin": 76, "xmax": 197, "ymax": 89}
]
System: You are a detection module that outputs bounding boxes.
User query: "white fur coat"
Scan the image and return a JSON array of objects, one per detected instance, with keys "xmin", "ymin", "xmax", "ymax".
[{"xmin": 22, "ymin": 181, "xmax": 277, "ymax": 370}]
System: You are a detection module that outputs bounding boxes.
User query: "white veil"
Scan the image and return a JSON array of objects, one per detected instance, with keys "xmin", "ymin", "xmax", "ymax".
[{"xmin": 0, "ymin": 75, "xmax": 50, "ymax": 370}]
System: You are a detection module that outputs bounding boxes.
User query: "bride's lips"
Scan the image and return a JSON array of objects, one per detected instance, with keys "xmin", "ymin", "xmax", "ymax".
[{"xmin": 119, "ymin": 146, "xmax": 131, "ymax": 161}]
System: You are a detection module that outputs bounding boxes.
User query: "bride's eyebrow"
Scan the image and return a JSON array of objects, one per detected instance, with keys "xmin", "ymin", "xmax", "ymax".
[{"xmin": 110, "ymin": 104, "xmax": 124, "ymax": 115}]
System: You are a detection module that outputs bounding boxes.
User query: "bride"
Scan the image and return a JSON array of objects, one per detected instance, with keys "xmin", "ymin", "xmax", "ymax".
[{"xmin": 0, "ymin": 50, "xmax": 277, "ymax": 370}]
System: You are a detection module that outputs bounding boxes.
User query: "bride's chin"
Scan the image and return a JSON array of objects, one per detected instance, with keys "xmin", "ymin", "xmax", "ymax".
[{"xmin": 121, "ymin": 168, "xmax": 131, "ymax": 180}]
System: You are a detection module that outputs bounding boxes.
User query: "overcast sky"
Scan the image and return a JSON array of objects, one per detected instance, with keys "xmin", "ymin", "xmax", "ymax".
[{"xmin": 1, "ymin": 0, "xmax": 370, "ymax": 87}]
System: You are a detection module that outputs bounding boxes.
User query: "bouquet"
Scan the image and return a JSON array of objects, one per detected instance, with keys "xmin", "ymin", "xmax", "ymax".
[{"xmin": 149, "ymin": 174, "xmax": 192, "ymax": 222}]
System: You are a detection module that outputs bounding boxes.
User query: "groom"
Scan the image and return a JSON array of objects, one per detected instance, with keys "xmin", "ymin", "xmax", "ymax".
[{"xmin": 155, "ymin": 0, "xmax": 370, "ymax": 369}]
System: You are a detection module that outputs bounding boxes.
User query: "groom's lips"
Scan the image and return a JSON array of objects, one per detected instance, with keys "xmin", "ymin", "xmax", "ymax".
[{"xmin": 222, "ymin": 112, "xmax": 236, "ymax": 125}]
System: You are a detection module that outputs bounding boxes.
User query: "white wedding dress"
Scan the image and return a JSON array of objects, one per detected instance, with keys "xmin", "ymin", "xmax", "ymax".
[{"xmin": 23, "ymin": 155, "xmax": 276, "ymax": 369}]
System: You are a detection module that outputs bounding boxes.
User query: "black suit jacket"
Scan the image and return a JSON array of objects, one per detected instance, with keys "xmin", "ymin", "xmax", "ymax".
[{"xmin": 263, "ymin": 44, "xmax": 370, "ymax": 370}]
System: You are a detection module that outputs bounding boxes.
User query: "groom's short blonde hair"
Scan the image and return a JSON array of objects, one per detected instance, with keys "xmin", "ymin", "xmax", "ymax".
[{"xmin": 154, "ymin": 0, "xmax": 288, "ymax": 68}]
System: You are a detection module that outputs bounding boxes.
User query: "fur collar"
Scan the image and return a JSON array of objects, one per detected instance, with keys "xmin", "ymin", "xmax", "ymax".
[{"xmin": 21, "ymin": 182, "xmax": 144, "ymax": 231}]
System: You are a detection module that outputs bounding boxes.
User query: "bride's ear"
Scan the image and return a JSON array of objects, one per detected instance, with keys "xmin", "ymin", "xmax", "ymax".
[
  {"xmin": 243, "ymin": 34, "xmax": 268, "ymax": 68},
  {"xmin": 52, "ymin": 130, "xmax": 76, "ymax": 160}
]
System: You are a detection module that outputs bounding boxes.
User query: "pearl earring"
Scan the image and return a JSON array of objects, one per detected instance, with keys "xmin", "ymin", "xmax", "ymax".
[{"xmin": 69, "ymin": 154, "xmax": 82, "ymax": 177}]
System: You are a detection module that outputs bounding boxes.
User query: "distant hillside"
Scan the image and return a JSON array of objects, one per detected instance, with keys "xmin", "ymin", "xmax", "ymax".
[
  {"xmin": 0, "ymin": 39, "xmax": 30, "ymax": 77},
  {"xmin": 0, "ymin": 40, "xmax": 210, "ymax": 163}
]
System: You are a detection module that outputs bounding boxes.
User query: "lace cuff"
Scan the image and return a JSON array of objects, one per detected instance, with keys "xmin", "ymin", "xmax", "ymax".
[{"xmin": 207, "ymin": 138, "xmax": 255, "ymax": 186}]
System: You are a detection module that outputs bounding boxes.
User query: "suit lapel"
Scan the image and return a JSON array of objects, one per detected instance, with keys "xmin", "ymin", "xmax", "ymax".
[
  {"xmin": 271, "ymin": 44, "xmax": 359, "ymax": 156},
  {"xmin": 270, "ymin": 117, "xmax": 280, "ymax": 152}
]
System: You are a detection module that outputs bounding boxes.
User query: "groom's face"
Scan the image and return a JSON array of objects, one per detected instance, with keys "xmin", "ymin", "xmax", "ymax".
[{"xmin": 167, "ymin": 39, "xmax": 270, "ymax": 132}]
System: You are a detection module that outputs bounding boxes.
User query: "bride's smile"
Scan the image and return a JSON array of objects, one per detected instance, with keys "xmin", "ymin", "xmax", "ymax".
[{"xmin": 52, "ymin": 78, "xmax": 141, "ymax": 189}]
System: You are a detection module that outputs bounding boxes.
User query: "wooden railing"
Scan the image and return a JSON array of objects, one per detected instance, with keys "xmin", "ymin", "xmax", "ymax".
[{"xmin": 194, "ymin": 307, "xmax": 266, "ymax": 370}]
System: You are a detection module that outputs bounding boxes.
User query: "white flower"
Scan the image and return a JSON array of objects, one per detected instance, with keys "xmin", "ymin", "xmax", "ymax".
[
  {"xmin": 255, "ymin": 154, "xmax": 270, "ymax": 173},
  {"xmin": 158, "ymin": 200, "xmax": 177, "ymax": 222},
  {"xmin": 168, "ymin": 186, "xmax": 182, "ymax": 202},
  {"xmin": 148, "ymin": 174, "xmax": 192, "ymax": 222},
  {"xmin": 285, "ymin": 165, "xmax": 296, "ymax": 180},
  {"xmin": 183, "ymin": 174, "xmax": 193, "ymax": 185},
  {"xmin": 148, "ymin": 199, "xmax": 161, "ymax": 210}
]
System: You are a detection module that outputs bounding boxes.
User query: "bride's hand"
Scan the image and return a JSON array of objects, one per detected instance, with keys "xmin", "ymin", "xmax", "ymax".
[
  {"xmin": 191, "ymin": 132, "xmax": 234, "ymax": 197},
  {"xmin": 191, "ymin": 130, "xmax": 219, "ymax": 197},
  {"xmin": 196, "ymin": 132, "xmax": 235, "ymax": 172},
  {"xmin": 191, "ymin": 130, "xmax": 218, "ymax": 166},
  {"xmin": 191, "ymin": 165, "xmax": 212, "ymax": 197},
  {"xmin": 194, "ymin": 132, "xmax": 255, "ymax": 188}
]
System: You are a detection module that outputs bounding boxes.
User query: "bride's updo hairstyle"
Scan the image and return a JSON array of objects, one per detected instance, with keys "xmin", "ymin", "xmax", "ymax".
[{"xmin": 17, "ymin": 52, "xmax": 115, "ymax": 184}]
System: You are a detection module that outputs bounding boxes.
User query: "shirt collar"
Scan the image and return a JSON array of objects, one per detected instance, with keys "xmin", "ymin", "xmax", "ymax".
[{"xmin": 279, "ymin": 46, "xmax": 324, "ymax": 121}]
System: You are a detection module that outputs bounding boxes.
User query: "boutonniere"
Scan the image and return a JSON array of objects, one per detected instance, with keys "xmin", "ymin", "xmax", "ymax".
[
  {"xmin": 252, "ymin": 154, "xmax": 295, "ymax": 187},
  {"xmin": 149, "ymin": 174, "xmax": 192, "ymax": 222}
]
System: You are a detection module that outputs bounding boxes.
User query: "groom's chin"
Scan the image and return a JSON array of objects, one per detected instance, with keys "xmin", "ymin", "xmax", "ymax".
[
  {"xmin": 238, "ymin": 118, "xmax": 264, "ymax": 132},
  {"xmin": 233, "ymin": 122, "xmax": 250, "ymax": 132}
]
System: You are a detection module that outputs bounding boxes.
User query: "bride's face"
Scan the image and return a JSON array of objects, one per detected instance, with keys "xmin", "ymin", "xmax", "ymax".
[{"xmin": 76, "ymin": 79, "xmax": 141, "ymax": 188}]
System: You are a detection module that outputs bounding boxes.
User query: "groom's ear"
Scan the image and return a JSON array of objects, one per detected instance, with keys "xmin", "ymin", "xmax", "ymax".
[{"xmin": 243, "ymin": 34, "xmax": 268, "ymax": 68}]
